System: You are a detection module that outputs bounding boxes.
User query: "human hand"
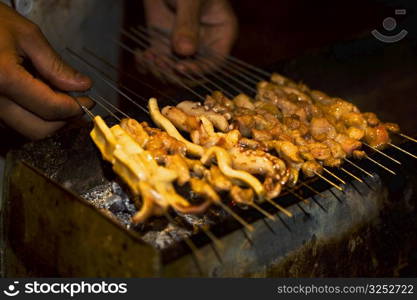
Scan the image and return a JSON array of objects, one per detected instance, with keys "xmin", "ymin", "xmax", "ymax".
[
  {"xmin": 0, "ymin": 3, "xmax": 93, "ymax": 140},
  {"xmin": 139, "ymin": 0, "xmax": 238, "ymax": 74}
]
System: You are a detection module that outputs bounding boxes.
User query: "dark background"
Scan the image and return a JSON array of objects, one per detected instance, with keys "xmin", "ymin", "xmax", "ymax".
[{"xmin": 122, "ymin": 0, "xmax": 416, "ymax": 66}]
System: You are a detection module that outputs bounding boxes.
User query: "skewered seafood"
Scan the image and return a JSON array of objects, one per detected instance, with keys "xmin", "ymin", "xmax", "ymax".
[
  {"xmin": 160, "ymin": 70, "xmax": 400, "ymax": 186},
  {"xmin": 89, "ymin": 69, "xmax": 401, "ymax": 225},
  {"xmin": 90, "ymin": 99, "xmax": 290, "ymax": 223},
  {"xmin": 90, "ymin": 115, "xmax": 216, "ymax": 223},
  {"xmin": 162, "ymin": 103, "xmax": 288, "ymax": 198},
  {"xmin": 176, "ymin": 101, "xmax": 229, "ymax": 132},
  {"xmin": 150, "ymin": 98, "xmax": 273, "ymax": 198}
]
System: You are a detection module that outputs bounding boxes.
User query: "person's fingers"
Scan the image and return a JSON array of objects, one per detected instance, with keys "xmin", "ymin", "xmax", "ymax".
[
  {"xmin": 172, "ymin": 0, "xmax": 202, "ymax": 56},
  {"xmin": 175, "ymin": 58, "xmax": 204, "ymax": 74},
  {"xmin": 203, "ymin": 0, "xmax": 238, "ymax": 55},
  {"xmin": 75, "ymin": 97, "xmax": 95, "ymax": 109},
  {"xmin": 0, "ymin": 95, "xmax": 66, "ymax": 140},
  {"xmin": 134, "ymin": 51, "xmax": 148, "ymax": 74},
  {"xmin": 172, "ymin": 0, "xmax": 237, "ymax": 73},
  {"xmin": 0, "ymin": 52, "xmax": 93, "ymax": 121},
  {"xmin": 144, "ymin": 0, "xmax": 174, "ymax": 31},
  {"xmin": 205, "ymin": 22, "xmax": 238, "ymax": 57},
  {"xmin": 16, "ymin": 22, "xmax": 92, "ymax": 92},
  {"xmin": 200, "ymin": 0, "xmax": 238, "ymax": 54}
]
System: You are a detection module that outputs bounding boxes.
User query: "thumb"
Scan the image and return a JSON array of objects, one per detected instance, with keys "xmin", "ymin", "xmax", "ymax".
[
  {"xmin": 172, "ymin": 0, "xmax": 202, "ymax": 56},
  {"xmin": 18, "ymin": 25, "xmax": 92, "ymax": 91}
]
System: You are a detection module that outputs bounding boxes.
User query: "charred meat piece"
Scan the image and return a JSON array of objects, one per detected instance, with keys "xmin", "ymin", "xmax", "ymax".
[
  {"xmin": 301, "ymin": 160, "xmax": 323, "ymax": 177},
  {"xmin": 352, "ymin": 150, "xmax": 366, "ymax": 159},
  {"xmin": 334, "ymin": 134, "xmax": 362, "ymax": 155},
  {"xmin": 177, "ymin": 101, "xmax": 230, "ymax": 132},
  {"xmin": 364, "ymin": 125, "xmax": 391, "ymax": 149},
  {"xmin": 263, "ymin": 177, "xmax": 282, "ymax": 200},
  {"xmin": 229, "ymin": 147, "xmax": 286, "ymax": 178},
  {"xmin": 161, "ymin": 106, "xmax": 201, "ymax": 133},
  {"xmin": 384, "ymin": 122, "xmax": 400, "ymax": 133},
  {"xmin": 362, "ymin": 112, "xmax": 380, "ymax": 126},
  {"xmin": 306, "ymin": 142, "xmax": 332, "ymax": 161},
  {"xmin": 234, "ymin": 94, "xmax": 255, "ymax": 110},
  {"xmin": 310, "ymin": 117, "xmax": 337, "ymax": 141},
  {"xmin": 205, "ymin": 165, "xmax": 233, "ymax": 192},
  {"xmin": 230, "ymin": 185, "xmax": 255, "ymax": 206}
]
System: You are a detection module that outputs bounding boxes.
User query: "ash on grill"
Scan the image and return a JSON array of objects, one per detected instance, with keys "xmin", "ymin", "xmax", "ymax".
[{"xmin": 81, "ymin": 180, "xmax": 223, "ymax": 250}]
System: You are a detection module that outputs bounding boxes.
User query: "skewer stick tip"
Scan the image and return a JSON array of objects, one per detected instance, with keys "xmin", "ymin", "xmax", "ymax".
[
  {"xmin": 251, "ymin": 203, "xmax": 276, "ymax": 221},
  {"xmin": 388, "ymin": 143, "xmax": 417, "ymax": 160},
  {"xmin": 217, "ymin": 201, "xmax": 254, "ymax": 232},
  {"xmin": 300, "ymin": 182, "xmax": 325, "ymax": 199},
  {"xmin": 200, "ymin": 225, "xmax": 224, "ymax": 250},
  {"xmin": 344, "ymin": 158, "xmax": 374, "ymax": 178},
  {"xmin": 363, "ymin": 142, "xmax": 401, "ymax": 165},
  {"xmin": 365, "ymin": 155, "xmax": 396, "ymax": 175},
  {"xmin": 313, "ymin": 171, "xmax": 344, "ymax": 191},
  {"xmin": 399, "ymin": 133, "xmax": 417, "ymax": 143},
  {"xmin": 265, "ymin": 198, "xmax": 293, "ymax": 217},
  {"xmin": 323, "ymin": 168, "xmax": 346, "ymax": 185},
  {"xmin": 340, "ymin": 167, "xmax": 364, "ymax": 183}
]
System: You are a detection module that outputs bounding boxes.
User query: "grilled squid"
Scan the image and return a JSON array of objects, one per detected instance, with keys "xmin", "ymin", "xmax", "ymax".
[
  {"xmin": 201, "ymin": 146, "xmax": 265, "ymax": 197},
  {"xmin": 149, "ymin": 97, "xmax": 204, "ymax": 157}
]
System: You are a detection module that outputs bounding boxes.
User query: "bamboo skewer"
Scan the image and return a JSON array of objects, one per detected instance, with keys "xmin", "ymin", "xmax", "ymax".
[
  {"xmin": 140, "ymin": 25, "xmax": 272, "ymax": 79},
  {"xmin": 83, "ymin": 47, "xmax": 177, "ymax": 104},
  {"xmin": 121, "ymin": 29, "xmax": 217, "ymax": 97},
  {"xmin": 388, "ymin": 143, "xmax": 417, "ymax": 159},
  {"xmin": 264, "ymin": 198, "xmax": 293, "ymax": 217},
  {"xmin": 398, "ymin": 133, "xmax": 417, "ymax": 143},
  {"xmin": 216, "ymin": 201, "xmax": 254, "ymax": 232},
  {"xmin": 164, "ymin": 213, "xmax": 204, "ymax": 273},
  {"xmin": 286, "ymin": 188, "xmax": 308, "ymax": 203},
  {"xmin": 323, "ymin": 168, "xmax": 346, "ymax": 185},
  {"xmin": 131, "ymin": 27, "xmax": 236, "ymax": 99},
  {"xmin": 344, "ymin": 158, "xmax": 374, "ymax": 178},
  {"xmin": 200, "ymin": 225, "xmax": 223, "ymax": 250},
  {"xmin": 91, "ymin": 93, "xmax": 131, "ymax": 119},
  {"xmin": 313, "ymin": 171, "xmax": 343, "ymax": 191},
  {"xmin": 301, "ymin": 182, "xmax": 325, "ymax": 199},
  {"xmin": 113, "ymin": 39, "xmax": 206, "ymax": 101},
  {"xmin": 340, "ymin": 167, "xmax": 363, "ymax": 183},
  {"xmin": 366, "ymin": 156, "xmax": 396, "ymax": 175},
  {"xmin": 362, "ymin": 142, "xmax": 401, "ymax": 165},
  {"xmin": 141, "ymin": 26, "xmax": 264, "ymax": 86},
  {"xmin": 251, "ymin": 203, "xmax": 276, "ymax": 221}
]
